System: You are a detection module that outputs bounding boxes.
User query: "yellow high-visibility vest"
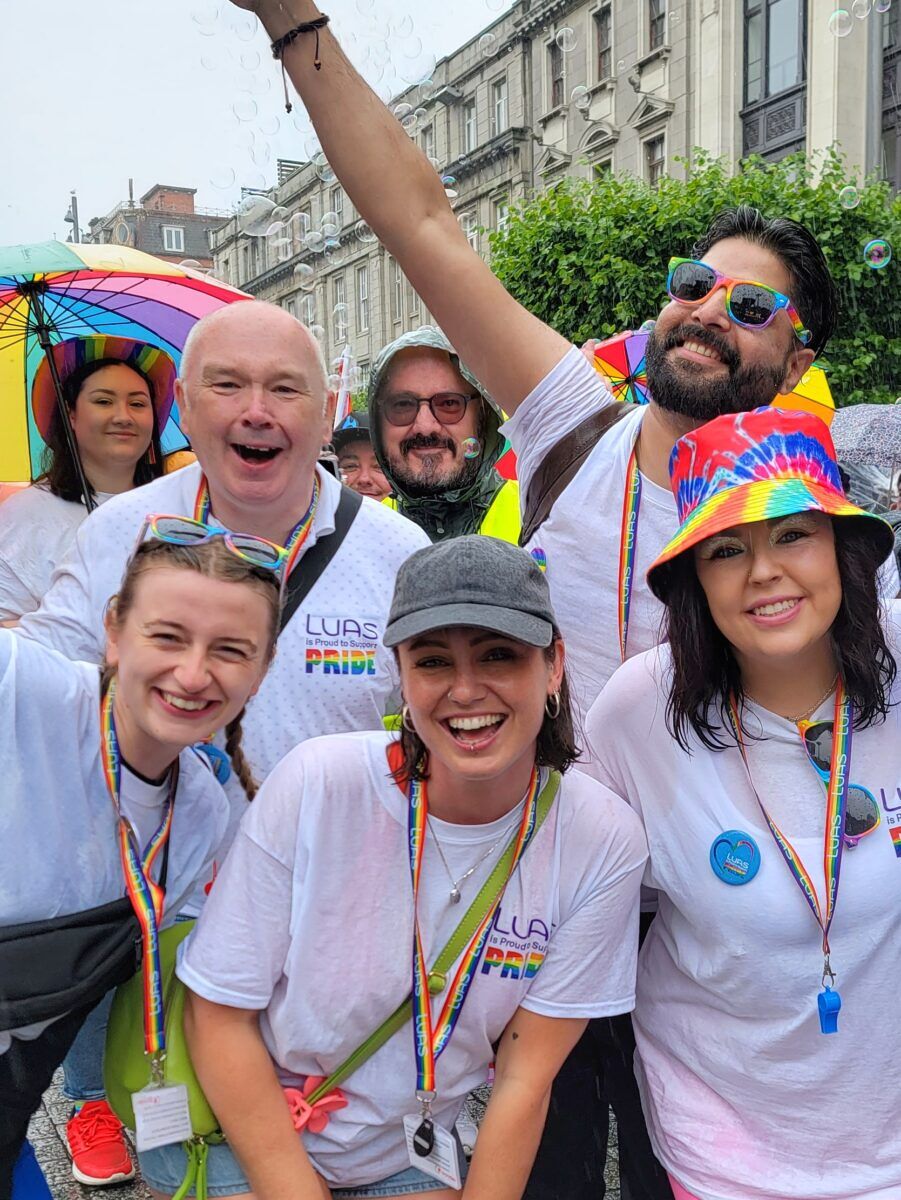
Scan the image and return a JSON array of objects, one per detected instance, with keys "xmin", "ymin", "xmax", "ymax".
[{"xmin": 383, "ymin": 479, "xmax": 521, "ymax": 544}]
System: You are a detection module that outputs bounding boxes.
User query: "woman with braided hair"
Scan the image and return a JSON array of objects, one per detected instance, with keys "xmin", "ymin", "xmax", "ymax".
[{"xmin": 0, "ymin": 523, "xmax": 281, "ymax": 1197}]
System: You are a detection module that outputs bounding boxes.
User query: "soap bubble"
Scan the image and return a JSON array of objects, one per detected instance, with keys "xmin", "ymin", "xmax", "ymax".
[
  {"xmin": 617, "ymin": 58, "xmax": 626, "ymax": 71},
  {"xmin": 556, "ymin": 27, "xmax": 577, "ymax": 51},
  {"xmin": 237, "ymin": 194, "xmax": 276, "ymax": 237},
  {"xmin": 200, "ymin": 50, "xmax": 223, "ymax": 71},
  {"xmin": 310, "ymin": 323, "xmax": 326, "ymax": 340},
  {"xmin": 479, "ymin": 32, "xmax": 499, "ymax": 57},
  {"xmin": 271, "ymin": 206, "xmax": 288, "ymax": 223},
  {"xmin": 258, "ymin": 115, "xmax": 280, "ymax": 136},
  {"xmin": 393, "ymin": 102, "xmax": 413, "ymax": 120},
  {"xmin": 289, "ymin": 211, "xmax": 311, "ymax": 236},
  {"xmin": 250, "ymin": 142, "xmax": 272, "ymax": 166},
  {"xmin": 320, "ymin": 211, "xmax": 340, "ymax": 236},
  {"xmin": 327, "ymin": 373, "xmax": 342, "ymax": 391},
  {"xmin": 304, "ymin": 230, "xmax": 325, "ymax": 252},
  {"xmin": 394, "ymin": 13, "xmax": 414, "ymax": 37},
  {"xmin": 332, "ymin": 303, "xmax": 349, "ymax": 322},
  {"xmin": 875, "ymin": 0, "xmax": 891, "ymax": 11},
  {"xmin": 265, "ymin": 221, "xmax": 286, "ymax": 238},
  {"xmin": 210, "ymin": 166, "xmax": 236, "ymax": 189},
  {"xmin": 178, "ymin": 259, "xmax": 203, "ymax": 271},
  {"xmin": 241, "ymin": 49, "xmax": 261, "ymax": 70},
  {"xmin": 355, "ymin": 220, "xmax": 378, "ymax": 243},
  {"xmin": 827, "ymin": 8, "xmax": 853, "ymax": 35},
  {"xmin": 571, "ymin": 84, "xmax": 591, "ymax": 111},
  {"xmin": 418, "ymin": 79, "xmax": 436, "ymax": 102},
  {"xmin": 486, "ymin": 0, "xmax": 505, "ymax": 9},
  {"xmin": 851, "ymin": 0, "xmax": 870, "ymax": 14},
  {"xmin": 191, "ymin": 2, "xmax": 219, "ymax": 23},
  {"xmin": 313, "ymin": 153, "xmax": 337, "ymax": 183},
  {"xmin": 838, "ymin": 184, "xmax": 860, "ymax": 208},
  {"xmin": 293, "ymin": 263, "xmax": 315, "ymax": 290},
  {"xmin": 231, "ymin": 12, "xmax": 257, "ymax": 40},
  {"xmin": 462, "ymin": 438, "xmax": 481, "ymax": 459},
  {"xmin": 232, "ymin": 97, "xmax": 257, "ymax": 123},
  {"xmin": 356, "ymin": 0, "xmax": 374, "ymax": 12},
  {"xmin": 441, "ymin": 174, "xmax": 457, "ymax": 187},
  {"xmin": 863, "ymin": 239, "xmax": 892, "ymax": 269}
]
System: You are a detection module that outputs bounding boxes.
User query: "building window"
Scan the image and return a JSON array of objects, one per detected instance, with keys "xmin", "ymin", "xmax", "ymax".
[
  {"xmin": 490, "ymin": 77, "xmax": 508, "ymax": 137},
  {"xmin": 649, "ymin": 0, "xmax": 666, "ymax": 51},
  {"xmin": 332, "ymin": 274, "xmax": 347, "ymax": 339},
  {"xmin": 493, "ymin": 197, "xmax": 510, "ymax": 232},
  {"xmin": 356, "ymin": 264, "xmax": 370, "ymax": 331},
  {"xmin": 162, "ymin": 226, "xmax": 185, "ymax": 253},
  {"xmin": 329, "ymin": 185, "xmax": 344, "ymax": 230},
  {"xmin": 549, "ymin": 42, "xmax": 565, "ymax": 109},
  {"xmin": 460, "ymin": 211, "xmax": 479, "ymax": 251},
  {"xmin": 408, "ymin": 282, "xmax": 420, "ymax": 319},
  {"xmin": 391, "ymin": 258, "xmax": 403, "ymax": 324},
  {"xmin": 421, "ymin": 124, "xmax": 435, "ymax": 162},
  {"xmin": 744, "ymin": 0, "xmax": 806, "ymax": 107},
  {"xmin": 301, "ymin": 292, "xmax": 316, "ymax": 327},
  {"xmin": 644, "ymin": 135, "xmax": 665, "ymax": 186},
  {"xmin": 593, "ymin": 158, "xmax": 613, "ymax": 180},
  {"xmin": 462, "ymin": 98, "xmax": 477, "ymax": 153},
  {"xmin": 595, "ymin": 5, "xmax": 612, "ymax": 80},
  {"xmin": 284, "ymin": 297, "xmax": 296, "ymax": 318}
]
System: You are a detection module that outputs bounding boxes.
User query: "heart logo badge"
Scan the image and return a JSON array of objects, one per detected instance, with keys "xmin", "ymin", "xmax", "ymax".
[{"xmin": 709, "ymin": 830, "xmax": 761, "ymax": 886}]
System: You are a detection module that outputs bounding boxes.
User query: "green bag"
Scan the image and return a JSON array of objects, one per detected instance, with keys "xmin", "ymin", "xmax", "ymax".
[{"xmin": 104, "ymin": 919, "xmax": 219, "ymax": 1137}]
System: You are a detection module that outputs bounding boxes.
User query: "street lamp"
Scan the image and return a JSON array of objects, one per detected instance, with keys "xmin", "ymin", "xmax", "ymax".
[{"xmin": 63, "ymin": 190, "xmax": 81, "ymax": 244}]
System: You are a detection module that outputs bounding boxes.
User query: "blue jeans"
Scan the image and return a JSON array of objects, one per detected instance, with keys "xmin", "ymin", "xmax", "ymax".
[{"xmin": 61, "ymin": 990, "xmax": 114, "ymax": 1103}]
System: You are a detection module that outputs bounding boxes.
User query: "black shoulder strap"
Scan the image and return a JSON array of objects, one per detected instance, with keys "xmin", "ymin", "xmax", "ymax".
[
  {"xmin": 279, "ymin": 487, "xmax": 363, "ymax": 634},
  {"xmin": 519, "ymin": 403, "xmax": 636, "ymax": 546}
]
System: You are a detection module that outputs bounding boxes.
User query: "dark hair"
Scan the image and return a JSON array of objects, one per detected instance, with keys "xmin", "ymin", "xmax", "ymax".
[
  {"xmin": 692, "ymin": 206, "xmax": 839, "ymax": 359},
  {"xmin": 392, "ymin": 636, "xmax": 581, "ymax": 782},
  {"xmin": 664, "ymin": 518, "xmax": 897, "ymax": 751},
  {"xmin": 101, "ymin": 539, "xmax": 280, "ymax": 800},
  {"xmin": 38, "ymin": 358, "xmax": 164, "ymax": 504}
]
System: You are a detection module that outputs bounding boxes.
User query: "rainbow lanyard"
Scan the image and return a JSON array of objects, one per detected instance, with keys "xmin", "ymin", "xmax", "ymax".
[
  {"xmin": 408, "ymin": 769, "xmax": 541, "ymax": 1106},
  {"xmin": 727, "ymin": 684, "xmax": 852, "ymax": 1033},
  {"xmin": 617, "ymin": 448, "xmax": 642, "ymax": 663},
  {"xmin": 101, "ymin": 681, "xmax": 176, "ymax": 1079},
  {"xmin": 193, "ymin": 474, "xmax": 320, "ymax": 577}
]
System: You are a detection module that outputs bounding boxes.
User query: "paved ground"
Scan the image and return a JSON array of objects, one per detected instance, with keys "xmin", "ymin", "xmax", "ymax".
[{"xmin": 30, "ymin": 1075, "xmax": 621, "ymax": 1198}]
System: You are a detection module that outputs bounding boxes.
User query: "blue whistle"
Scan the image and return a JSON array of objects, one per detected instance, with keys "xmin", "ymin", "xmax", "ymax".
[
  {"xmin": 818, "ymin": 986, "xmax": 841, "ymax": 1034},
  {"xmin": 194, "ymin": 743, "xmax": 232, "ymax": 785}
]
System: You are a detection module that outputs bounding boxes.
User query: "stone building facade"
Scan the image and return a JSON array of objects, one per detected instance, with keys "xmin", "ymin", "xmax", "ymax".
[
  {"xmin": 87, "ymin": 184, "xmax": 230, "ymax": 269},
  {"xmin": 210, "ymin": 0, "xmax": 900, "ymax": 376}
]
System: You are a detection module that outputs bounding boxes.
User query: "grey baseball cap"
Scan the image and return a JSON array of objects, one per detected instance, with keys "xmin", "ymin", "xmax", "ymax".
[{"xmin": 383, "ymin": 536, "xmax": 556, "ymax": 649}]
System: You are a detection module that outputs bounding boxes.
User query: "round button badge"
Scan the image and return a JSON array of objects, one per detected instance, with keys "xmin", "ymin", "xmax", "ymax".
[{"xmin": 710, "ymin": 830, "xmax": 761, "ymax": 886}]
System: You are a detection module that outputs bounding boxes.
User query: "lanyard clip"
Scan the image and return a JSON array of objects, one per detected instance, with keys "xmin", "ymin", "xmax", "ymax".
[
  {"xmin": 415, "ymin": 1089, "xmax": 436, "ymax": 1121},
  {"xmin": 822, "ymin": 955, "xmax": 836, "ymax": 988},
  {"xmin": 148, "ymin": 1050, "xmax": 167, "ymax": 1088}
]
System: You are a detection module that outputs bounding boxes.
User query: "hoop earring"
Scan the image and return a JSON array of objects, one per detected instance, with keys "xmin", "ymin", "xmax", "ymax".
[
  {"xmin": 402, "ymin": 704, "xmax": 416, "ymax": 733},
  {"xmin": 545, "ymin": 691, "xmax": 561, "ymax": 720}
]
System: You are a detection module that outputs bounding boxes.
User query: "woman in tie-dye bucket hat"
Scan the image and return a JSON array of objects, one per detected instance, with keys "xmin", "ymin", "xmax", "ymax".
[
  {"xmin": 0, "ymin": 336, "xmax": 175, "ymax": 621},
  {"xmin": 582, "ymin": 406, "xmax": 901, "ymax": 1200}
]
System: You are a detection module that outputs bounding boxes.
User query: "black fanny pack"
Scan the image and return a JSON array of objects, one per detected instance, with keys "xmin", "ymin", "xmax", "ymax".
[{"xmin": 0, "ymin": 896, "xmax": 143, "ymax": 1030}]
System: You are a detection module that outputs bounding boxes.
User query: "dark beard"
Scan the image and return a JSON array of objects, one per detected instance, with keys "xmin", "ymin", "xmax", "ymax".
[
  {"xmin": 646, "ymin": 325, "xmax": 789, "ymax": 422},
  {"xmin": 388, "ymin": 432, "xmax": 481, "ymax": 498}
]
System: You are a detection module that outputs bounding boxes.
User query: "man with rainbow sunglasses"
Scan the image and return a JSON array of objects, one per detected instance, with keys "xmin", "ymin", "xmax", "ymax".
[{"xmin": 236, "ymin": 4, "xmax": 901, "ymax": 1198}]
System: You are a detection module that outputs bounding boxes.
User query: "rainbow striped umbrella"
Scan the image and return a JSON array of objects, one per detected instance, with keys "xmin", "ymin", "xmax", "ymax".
[{"xmin": 0, "ymin": 240, "xmax": 250, "ymax": 483}]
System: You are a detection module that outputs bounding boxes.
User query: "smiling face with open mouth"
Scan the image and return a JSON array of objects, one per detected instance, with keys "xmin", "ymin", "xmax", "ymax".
[
  {"xmin": 396, "ymin": 626, "xmax": 565, "ymax": 812},
  {"xmin": 178, "ymin": 304, "xmax": 334, "ymax": 537},
  {"xmin": 693, "ymin": 511, "xmax": 843, "ymax": 675},
  {"xmin": 103, "ymin": 565, "xmax": 273, "ymax": 780}
]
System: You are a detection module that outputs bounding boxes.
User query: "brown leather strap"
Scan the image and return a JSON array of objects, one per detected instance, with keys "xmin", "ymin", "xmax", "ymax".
[{"xmin": 520, "ymin": 403, "xmax": 636, "ymax": 545}]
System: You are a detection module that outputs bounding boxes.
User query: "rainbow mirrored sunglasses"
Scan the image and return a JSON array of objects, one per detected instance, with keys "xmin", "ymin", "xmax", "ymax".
[
  {"xmin": 667, "ymin": 258, "xmax": 812, "ymax": 346},
  {"xmin": 136, "ymin": 515, "xmax": 289, "ymax": 578}
]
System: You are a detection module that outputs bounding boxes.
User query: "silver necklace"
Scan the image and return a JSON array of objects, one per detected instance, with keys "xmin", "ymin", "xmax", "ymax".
[{"xmin": 427, "ymin": 816, "xmax": 506, "ymax": 905}]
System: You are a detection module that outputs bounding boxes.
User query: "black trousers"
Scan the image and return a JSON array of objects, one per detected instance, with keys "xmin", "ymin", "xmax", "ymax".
[
  {"xmin": 523, "ymin": 916, "xmax": 672, "ymax": 1200},
  {"xmin": 0, "ymin": 1005, "xmax": 92, "ymax": 1200}
]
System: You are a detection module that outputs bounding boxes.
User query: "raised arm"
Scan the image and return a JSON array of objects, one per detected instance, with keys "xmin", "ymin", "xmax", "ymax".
[{"xmin": 237, "ymin": 0, "xmax": 571, "ymax": 415}]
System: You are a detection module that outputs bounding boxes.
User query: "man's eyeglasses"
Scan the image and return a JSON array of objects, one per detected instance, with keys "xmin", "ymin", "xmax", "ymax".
[
  {"xmin": 137, "ymin": 515, "xmax": 288, "ymax": 576},
  {"xmin": 798, "ymin": 719, "xmax": 881, "ymax": 847},
  {"xmin": 382, "ymin": 391, "xmax": 479, "ymax": 428},
  {"xmin": 667, "ymin": 257, "xmax": 812, "ymax": 346}
]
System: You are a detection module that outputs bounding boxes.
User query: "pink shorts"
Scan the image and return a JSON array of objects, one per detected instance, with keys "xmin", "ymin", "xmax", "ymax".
[{"xmin": 668, "ymin": 1177, "xmax": 701, "ymax": 1200}]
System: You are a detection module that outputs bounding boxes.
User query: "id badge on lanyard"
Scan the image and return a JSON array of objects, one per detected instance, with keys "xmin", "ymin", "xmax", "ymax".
[{"xmin": 102, "ymin": 682, "xmax": 191, "ymax": 1150}]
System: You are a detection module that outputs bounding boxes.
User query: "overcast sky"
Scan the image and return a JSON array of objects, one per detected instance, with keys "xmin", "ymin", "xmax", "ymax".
[{"xmin": 2, "ymin": 0, "xmax": 509, "ymax": 246}]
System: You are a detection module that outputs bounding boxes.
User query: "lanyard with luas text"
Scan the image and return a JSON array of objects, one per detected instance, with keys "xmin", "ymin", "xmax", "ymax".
[
  {"xmin": 193, "ymin": 473, "xmax": 320, "ymax": 577},
  {"xmin": 617, "ymin": 448, "xmax": 642, "ymax": 662},
  {"xmin": 407, "ymin": 768, "xmax": 542, "ymax": 1152},
  {"xmin": 101, "ymin": 679, "xmax": 177, "ymax": 1083},
  {"xmin": 727, "ymin": 684, "xmax": 851, "ymax": 1034}
]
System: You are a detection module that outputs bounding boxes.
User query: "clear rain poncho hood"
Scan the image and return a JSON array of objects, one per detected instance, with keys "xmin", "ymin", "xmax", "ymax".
[{"xmin": 367, "ymin": 326, "xmax": 508, "ymax": 541}]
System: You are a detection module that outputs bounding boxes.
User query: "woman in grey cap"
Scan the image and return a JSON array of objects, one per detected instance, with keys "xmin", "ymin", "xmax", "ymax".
[{"xmin": 158, "ymin": 536, "xmax": 646, "ymax": 1200}]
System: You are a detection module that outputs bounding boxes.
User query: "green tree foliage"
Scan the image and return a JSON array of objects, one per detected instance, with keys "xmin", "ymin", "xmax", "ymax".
[{"xmin": 489, "ymin": 150, "xmax": 900, "ymax": 406}]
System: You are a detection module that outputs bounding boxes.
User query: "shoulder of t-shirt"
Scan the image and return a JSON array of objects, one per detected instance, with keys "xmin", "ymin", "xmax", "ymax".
[
  {"xmin": 77, "ymin": 464, "xmax": 202, "ymax": 544},
  {"xmin": 0, "ymin": 483, "xmax": 75, "ymax": 532},
  {"xmin": 557, "ymin": 768, "xmax": 647, "ymax": 856},
  {"xmin": 1, "ymin": 631, "xmax": 98, "ymax": 712},
  {"xmin": 348, "ymin": 487, "xmax": 431, "ymax": 551},
  {"xmin": 882, "ymin": 598, "xmax": 901, "ymax": 671},
  {"xmin": 178, "ymin": 746, "xmax": 230, "ymax": 835}
]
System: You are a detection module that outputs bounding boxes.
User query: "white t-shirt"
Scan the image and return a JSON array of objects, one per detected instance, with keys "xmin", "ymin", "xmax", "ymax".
[
  {"xmin": 503, "ymin": 348, "xmax": 901, "ymax": 722},
  {"xmin": 17, "ymin": 463, "xmax": 429, "ymax": 823},
  {"xmin": 0, "ymin": 483, "xmax": 113, "ymax": 620},
  {"xmin": 0, "ymin": 632, "xmax": 229, "ymax": 1051},
  {"xmin": 582, "ymin": 603, "xmax": 901, "ymax": 1200},
  {"xmin": 178, "ymin": 730, "xmax": 646, "ymax": 1188}
]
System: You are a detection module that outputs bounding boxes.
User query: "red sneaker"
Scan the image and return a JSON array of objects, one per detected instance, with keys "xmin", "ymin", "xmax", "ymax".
[{"xmin": 66, "ymin": 1099, "xmax": 136, "ymax": 1187}]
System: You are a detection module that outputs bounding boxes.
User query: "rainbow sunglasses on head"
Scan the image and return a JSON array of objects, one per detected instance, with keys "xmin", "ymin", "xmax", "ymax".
[
  {"xmin": 667, "ymin": 258, "xmax": 812, "ymax": 346},
  {"xmin": 136, "ymin": 514, "xmax": 289, "ymax": 578}
]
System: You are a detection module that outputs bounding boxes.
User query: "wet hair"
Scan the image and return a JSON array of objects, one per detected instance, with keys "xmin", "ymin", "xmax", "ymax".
[
  {"xmin": 392, "ymin": 634, "xmax": 581, "ymax": 782},
  {"xmin": 38, "ymin": 358, "xmax": 164, "ymax": 504},
  {"xmin": 691, "ymin": 206, "xmax": 839, "ymax": 358},
  {"xmin": 102, "ymin": 539, "xmax": 280, "ymax": 799},
  {"xmin": 663, "ymin": 519, "xmax": 897, "ymax": 752}
]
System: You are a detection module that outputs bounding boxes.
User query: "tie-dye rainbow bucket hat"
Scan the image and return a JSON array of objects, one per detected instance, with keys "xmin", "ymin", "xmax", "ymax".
[{"xmin": 647, "ymin": 406, "xmax": 894, "ymax": 601}]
